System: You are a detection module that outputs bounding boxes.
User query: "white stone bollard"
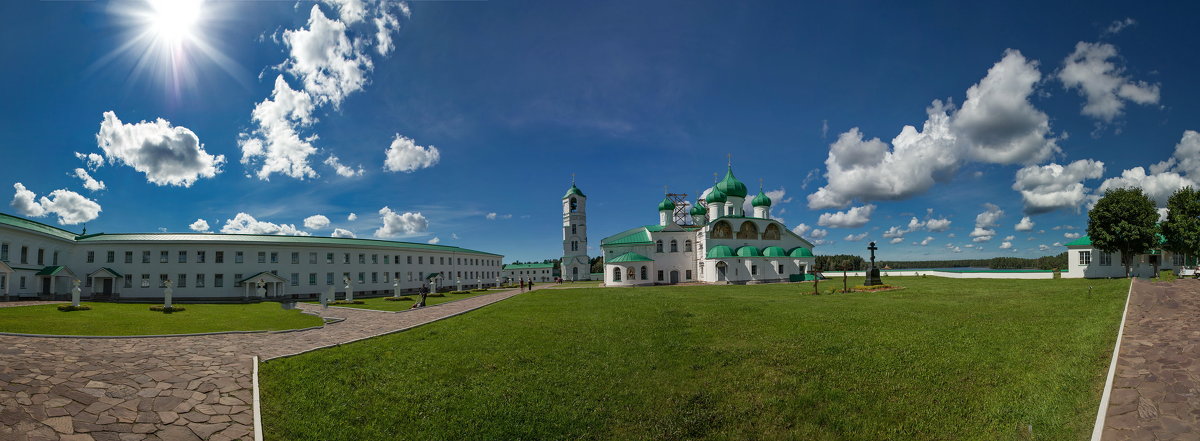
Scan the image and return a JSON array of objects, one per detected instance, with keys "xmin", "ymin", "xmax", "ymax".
[
  {"xmin": 456, "ymin": 279, "xmax": 462, "ymax": 292},
  {"xmin": 324, "ymin": 286, "xmax": 334, "ymax": 309},
  {"xmin": 393, "ymin": 281, "xmax": 400, "ymax": 298},
  {"xmin": 71, "ymin": 279, "xmax": 81, "ymax": 308}
]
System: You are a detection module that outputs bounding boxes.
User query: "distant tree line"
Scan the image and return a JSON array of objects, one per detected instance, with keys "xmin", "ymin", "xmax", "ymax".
[{"xmin": 813, "ymin": 253, "xmax": 1068, "ymax": 272}]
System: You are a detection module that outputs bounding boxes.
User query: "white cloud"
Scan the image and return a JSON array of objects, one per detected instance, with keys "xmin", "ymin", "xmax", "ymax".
[
  {"xmin": 1103, "ymin": 18, "xmax": 1136, "ymax": 36},
  {"xmin": 791, "ymin": 223, "xmax": 810, "ymax": 236},
  {"xmin": 304, "ymin": 214, "xmax": 331, "ymax": 230},
  {"xmin": 882, "ymin": 226, "xmax": 905, "ymax": 238},
  {"xmin": 189, "ymin": 219, "xmax": 210, "ymax": 232},
  {"xmin": 1053, "ymin": 242, "xmax": 1063, "ymax": 247},
  {"xmin": 322, "ymin": 0, "xmax": 367, "ymax": 24},
  {"xmin": 324, "ymin": 155, "xmax": 364, "ymax": 177},
  {"xmin": 1039, "ymin": 244, "xmax": 1051, "ymax": 251},
  {"xmin": 73, "ymin": 168, "xmax": 106, "ymax": 192},
  {"xmin": 347, "ymin": 212, "xmax": 358, "ymax": 221},
  {"xmin": 1064, "ymin": 232, "xmax": 1081, "ymax": 239},
  {"xmin": 809, "ymin": 228, "xmax": 829, "ymax": 239},
  {"xmin": 451, "ymin": 233, "xmax": 459, "ymax": 240},
  {"xmin": 372, "ymin": 1, "xmax": 404, "ymax": 55},
  {"xmin": 427, "ymin": 236, "xmax": 441, "ymax": 244},
  {"xmin": 919, "ymin": 236, "xmax": 934, "ymax": 246},
  {"xmin": 95, "ymin": 111, "xmax": 225, "ymax": 187},
  {"xmin": 374, "ymin": 207, "xmax": 428, "ymax": 238},
  {"xmin": 1015, "ymin": 216, "xmax": 1035, "ymax": 231},
  {"xmin": 10, "ymin": 184, "xmax": 102, "ymax": 225},
  {"xmin": 383, "ymin": 134, "xmax": 440, "ymax": 173},
  {"xmin": 1012, "ymin": 159, "xmax": 1105, "ymax": 214},
  {"xmin": 817, "ymin": 204, "xmax": 875, "ymax": 228},
  {"xmin": 844, "ymin": 232, "xmax": 868, "ymax": 241},
  {"xmin": 331, "ymin": 228, "xmax": 356, "ymax": 238},
  {"xmin": 74, "ymin": 152, "xmax": 104, "ymax": 170},
  {"xmin": 950, "ymin": 246, "xmax": 963, "ymax": 253},
  {"xmin": 1000, "ymin": 241, "xmax": 1013, "ymax": 249},
  {"xmin": 220, "ymin": 213, "xmax": 310, "ymax": 236},
  {"xmin": 1096, "ymin": 166, "xmax": 1196, "ymax": 206},
  {"xmin": 969, "ymin": 203, "xmax": 1003, "ymax": 242},
  {"xmin": 282, "ymin": 5, "xmax": 373, "ymax": 108},
  {"xmin": 1004, "ymin": 235, "xmax": 1015, "ymax": 241},
  {"xmin": 238, "ymin": 75, "xmax": 319, "ymax": 180},
  {"xmin": 1059, "ymin": 42, "xmax": 1159, "ymax": 122},
  {"xmin": 925, "ymin": 217, "xmax": 951, "ymax": 232},
  {"xmin": 889, "ymin": 237, "xmax": 904, "ymax": 244},
  {"xmin": 1158, "ymin": 207, "xmax": 1169, "ymax": 222},
  {"xmin": 485, "ymin": 212, "xmax": 513, "ymax": 221},
  {"xmin": 955, "ymin": 50, "xmax": 1060, "ymax": 165}
]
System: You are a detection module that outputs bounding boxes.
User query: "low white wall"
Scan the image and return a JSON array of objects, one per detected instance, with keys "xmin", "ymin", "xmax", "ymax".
[{"xmin": 830, "ymin": 270, "xmax": 1055, "ymax": 280}]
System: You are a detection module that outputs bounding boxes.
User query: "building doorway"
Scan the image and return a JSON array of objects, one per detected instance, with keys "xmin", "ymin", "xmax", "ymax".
[
  {"xmin": 716, "ymin": 262, "xmax": 727, "ymax": 281},
  {"xmin": 669, "ymin": 270, "xmax": 679, "ymax": 284},
  {"xmin": 41, "ymin": 278, "xmax": 51, "ymax": 295},
  {"xmin": 102, "ymin": 278, "xmax": 113, "ymax": 296}
]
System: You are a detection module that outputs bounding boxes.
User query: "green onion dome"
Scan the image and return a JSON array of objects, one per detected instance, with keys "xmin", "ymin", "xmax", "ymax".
[
  {"xmin": 658, "ymin": 197, "xmax": 675, "ymax": 212},
  {"xmin": 704, "ymin": 186, "xmax": 727, "ymax": 203},
  {"xmin": 690, "ymin": 202, "xmax": 708, "ymax": 215},
  {"xmin": 751, "ymin": 190, "xmax": 772, "ymax": 207},
  {"xmin": 563, "ymin": 184, "xmax": 585, "ymax": 199},
  {"xmin": 716, "ymin": 167, "xmax": 748, "ymax": 198}
]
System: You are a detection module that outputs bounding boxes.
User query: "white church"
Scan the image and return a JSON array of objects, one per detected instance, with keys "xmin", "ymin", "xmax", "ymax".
[{"xmin": 589, "ymin": 165, "xmax": 816, "ymax": 286}]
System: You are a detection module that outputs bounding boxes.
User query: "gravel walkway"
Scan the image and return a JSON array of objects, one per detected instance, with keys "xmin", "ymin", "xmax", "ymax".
[
  {"xmin": 0, "ymin": 286, "xmax": 535, "ymax": 440},
  {"xmin": 1102, "ymin": 278, "xmax": 1200, "ymax": 440}
]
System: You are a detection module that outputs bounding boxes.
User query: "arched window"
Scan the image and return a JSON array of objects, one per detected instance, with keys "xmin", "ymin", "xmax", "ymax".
[
  {"xmin": 627, "ymin": 267, "xmax": 636, "ymax": 279},
  {"xmin": 711, "ymin": 221, "xmax": 733, "ymax": 239},
  {"xmin": 656, "ymin": 240, "xmax": 664, "ymax": 253},
  {"xmin": 640, "ymin": 266, "xmax": 648, "ymax": 280},
  {"xmin": 684, "ymin": 240, "xmax": 693, "ymax": 252},
  {"xmin": 736, "ymin": 221, "xmax": 759, "ymax": 240},
  {"xmin": 670, "ymin": 240, "xmax": 678, "ymax": 252},
  {"xmin": 569, "ymin": 197, "xmax": 578, "ymax": 212},
  {"xmin": 763, "ymin": 223, "xmax": 781, "ymax": 240},
  {"xmin": 612, "ymin": 267, "xmax": 621, "ymax": 281}
]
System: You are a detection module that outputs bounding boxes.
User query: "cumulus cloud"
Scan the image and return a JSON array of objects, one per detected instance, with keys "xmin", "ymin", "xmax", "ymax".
[
  {"xmin": 1000, "ymin": 241, "xmax": 1013, "ymax": 249},
  {"xmin": 844, "ymin": 232, "xmax": 868, "ymax": 241},
  {"xmin": 383, "ymin": 134, "xmax": 440, "ymax": 173},
  {"xmin": 95, "ymin": 111, "xmax": 225, "ymax": 187},
  {"xmin": 304, "ymin": 214, "xmax": 331, "ymax": 230},
  {"xmin": 324, "ymin": 155, "xmax": 364, "ymax": 177},
  {"xmin": 925, "ymin": 217, "xmax": 951, "ymax": 232},
  {"xmin": 969, "ymin": 203, "xmax": 1003, "ymax": 242},
  {"xmin": 189, "ymin": 219, "xmax": 210, "ymax": 232},
  {"xmin": 817, "ymin": 204, "xmax": 875, "ymax": 228},
  {"xmin": 1064, "ymin": 232, "xmax": 1082, "ymax": 239},
  {"xmin": 955, "ymin": 50, "xmax": 1060, "ymax": 165},
  {"xmin": 427, "ymin": 236, "xmax": 441, "ymax": 244},
  {"xmin": 1059, "ymin": 42, "xmax": 1160, "ymax": 122},
  {"xmin": 73, "ymin": 168, "xmax": 106, "ymax": 192},
  {"xmin": 890, "ymin": 237, "xmax": 904, "ymax": 244},
  {"xmin": 1096, "ymin": 166, "xmax": 1196, "ymax": 206},
  {"xmin": 1015, "ymin": 216, "xmax": 1035, "ymax": 231},
  {"xmin": 220, "ymin": 213, "xmax": 310, "ymax": 236},
  {"xmin": 10, "ymin": 184, "xmax": 102, "ymax": 225},
  {"xmin": 331, "ymin": 228, "xmax": 356, "ymax": 238},
  {"xmin": 282, "ymin": 5, "xmax": 373, "ymax": 108},
  {"xmin": 239, "ymin": 76, "xmax": 319, "ymax": 180},
  {"xmin": 1013, "ymin": 159, "xmax": 1105, "ymax": 214},
  {"xmin": 374, "ymin": 207, "xmax": 428, "ymax": 238},
  {"xmin": 75, "ymin": 152, "xmax": 104, "ymax": 170},
  {"xmin": 347, "ymin": 213, "xmax": 358, "ymax": 221},
  {"xmin": 919, "ymin": 236, "xmax": 934, "ymax": 246},
  {"xmin": 1039, "ymin": 244, "xmax": 1051, "ymax": 251}
]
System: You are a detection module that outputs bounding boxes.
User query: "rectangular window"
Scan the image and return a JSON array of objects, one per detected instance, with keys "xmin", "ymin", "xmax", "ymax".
[
  {"xmin": 309, "ymin": 252, "xmax": 317, "ymax": 264},
  {"xmin": 196, "ymin": 274, "xmax": 205, "ymax": 288},
  {"xmin": 341, "ymin": 253, "xmax": 349, "ymax": 264},
  {"xmin": 327, "ymin": 253, "xmax": 334, "ymax": 264},
  {"xmin": 234, "ymin": 274, "xmax": 245, "ymax": 287},
  {"xmin": 235, "ymin": 252, "xmax": 244, "ymax": 264},
  {"xmin": 440, "ymin": 257, "xmax": 445, "ymax": 265},
  {"xmin": 177, "ymin": 274, "xmax": 186, "ymax": 288},
  {"xmin": 358, "ymin": 272, "xmax": 365, "ymax": 284},
  {"xmin": 0, "ymin": 243, "xmax": 7, "ymax": 261},
  {"xmin": 1174, "ymin": 253, "xmax": 1185, "ymax": 266},
  {"xmin": 384, "ymin": 255, "xmax": 390, "ymax": 264},
  {"xmin": 1079, "ymin": 251, "xmax": 1092, "ymax": 265},
  {"xmin": 87, "ymin": 251, "xmax": 95, "ymax": 263},
  {"xmin": 327, "ymin": 272, "xmax": 334, "ymax": 285},
  {"xmin": 408, "ymin": 272, "xmax": 413, "ymax": 281},
  {"xmin": 106, "ymin": 250, "xmax": 115, "ymax": 263},
  {"xmin": 216, "ymin": 251, "xmax": 224, "ymax": 264},
  {"xmin": 372, "ymin": 254, "xmax": 378, "ymax": 264},
  {"xmin": 291, "ymin": 273, "xmax": 299, "ymax": 287},
  {"xmin": 419, "ymin": 256, "xmax": 424, "ymax": 264},
  {"xmin": 383, "ymin": 272, "xmax": 390, "ymax": 283},
  {"xmin": 1099, "ymin": 252, "xmax": 1113, "ymax": 266},
  {"xmin": 685, "ymin": 270, "xmax": 693, "ymax": 280},
  {"xmin": 309, "ymin": 273, "xmax": 317, "ymax": 285},
  {"xmin": 85, "ymin": 277, "xmax": 92, "ymax": 287},
  {"xmin": 343, "ymin": 272, "xmax": 351, "ymax": 285},
  {"xmin": 160, "ymin": 251, "xmax": 168, "ymax": 263},
  {"xmin": 371, "ymin": 272, "xmax": 378, "ymax": 283},
  {"xmin": 779, "ymin": 264, "xmax": 785, "ymax": 274},
  {"xmin": 751, "ymin": 265, "xmax": 758, "ymax": 275},
  {"xmin": 20, "ymin": 276, "xmax": 26, "ymax": 289},
  {"xmin": 215, "ymin": 274, "xmax": 224, "ymax": 288},
  {"xmin": 143, "ymin": 251, "xmax": 151, "ymax": 263},
  {"xmin": 359, "ymin": 254, "xmax": 366, "ymax": 264},
  {"xmin": 408, "ymin": 256, "xmax": 412, "ymax": 264},
  {"xmin": 291, "ymin": 252, "xmax": 299, "ymax": 264},
  {"xmin": 179, "ymin": 251, "xmax": 187, "ymax": 263},
  {"xmin": 160, "ymin": 274, "xmax": 168, "ymax": 287},
  {"xmin": 258, "ymin": 252, "xmax": 266, "ymax": 264},
  {"xmin": 20, "ymin": 246, "xmax": 28, "ymax": 264},
  {"xmin": 37, "ymin": 249, "xmax": 44, "ymax": 265},
  {"xmin": 197, "ymin": 251, "xmax": 206, "ymax": 263},
  {"xmin": 125, "ymin": 251, "xmax": 133, "ymax": 264},
  {"xmin": 141, "ymin": 274, "xmax": 150, "ymax": 288},
  {"xmin": 270, "ymin": 252, "xmax": 279, "ymax": 264},
  {"xmin": 124, "ymin": 274, "xmax": 132, "ymax": 288}
]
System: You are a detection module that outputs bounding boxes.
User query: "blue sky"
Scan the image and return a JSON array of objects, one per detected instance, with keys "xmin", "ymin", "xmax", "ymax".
[{"xmin": 2, "ymin": 0, "xmax": 1198, "ymax": 262}]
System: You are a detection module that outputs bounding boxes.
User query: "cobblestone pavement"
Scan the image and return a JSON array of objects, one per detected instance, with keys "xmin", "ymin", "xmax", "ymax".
[
  {"xmin": 0, "ymin": 286, "xmax": 536, "ymax": 440},
  {"xmin": 1102, "ymin": 278, "xmax": 1200, "ymax": 440}
]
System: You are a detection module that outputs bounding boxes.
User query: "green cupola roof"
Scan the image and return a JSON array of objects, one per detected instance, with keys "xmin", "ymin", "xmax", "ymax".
[
  {"xmin": 563, "ymin": 184, "xmax": 586, "ymax": 199},
  {"xmin": 704, "ymin": 186, "xmax": 727, "ymax": 203},
  {"xmin": 751, "ymin": 189, "xmax": 772, "ymax": 207},
  {"xmin": 658, "ymin": 197, "xmax": 675, "ymax": 212},
  {"xmin": 716, "ymin": 166, "xmax": 748, "ymax": 198},
  {"xmin": 690, "ymin": 202, "xmax": 707, "ymax": 215}
]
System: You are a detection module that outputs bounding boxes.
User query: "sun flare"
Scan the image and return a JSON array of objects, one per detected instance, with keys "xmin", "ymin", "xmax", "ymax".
[{"xmin": 146, "ymin": 0, "xmax": 204, "ymax": 44}]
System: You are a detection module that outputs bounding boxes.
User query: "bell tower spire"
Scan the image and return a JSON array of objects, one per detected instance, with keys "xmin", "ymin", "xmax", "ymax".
[{"xmin": 561, "ymin": 177, "xmax": 590, "ymax": 281}]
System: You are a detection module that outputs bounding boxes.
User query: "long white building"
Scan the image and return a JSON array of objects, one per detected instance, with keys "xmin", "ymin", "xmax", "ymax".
[
  {"xmin": 1063, "ymin": 235, "xmax": 1182, "ymax": 278},
  {"xmin": 0, "ymin": 213, "xmax": 503, "ymax": 301},
  {"xmin": 599, "ymin": 165, "xmax": 816, "ymax": 286}
]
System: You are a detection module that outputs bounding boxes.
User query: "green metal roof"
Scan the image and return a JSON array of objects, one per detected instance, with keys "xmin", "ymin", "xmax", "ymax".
[
  {"xmin": 503, "ymin": 263, "xmax": 556, "ymax": 270},
  {"xmin": 1064, "ymin": 236, "xmax": 1091, "ymax": 246},
  {"xmin": 763, "ymin": 246, "xmax": 787, "ymax": 257},
  {"xmin": 716, "ymin": 166, "xmax": 748, "ymax": 198},
  {"xmin": 789, "ymin": 247, "xmax": 814, "ymax": 257},
  {"xmin": 751, "ymin": 190, "xmax": 772, "ymax": 207},
  {"xmin": 707, "ymin": 245, "xmax": 735, "ymax": 258},
  {"xmin": 704, "ymin": 186, "xmax": 727, "ymax": 203},
  {"xmin": 0, "ymin": 213, "xmax": 79, "ymax": 241},
  {"xmin": 658, "ymin": 197, "xmax": 675, "ymax": 211},
  {"xmin": 736, "ymin": 246, "xmax": 761, "ymax": 257},
  {"xmin": 35, "ymin": 266, "xmax": 69, "ymax": 276},
  {"xmin": 238, "ymin": 271, "xmax": 287, "ymax": 284},
  {"xmin": 601, "ymin": 226, "xmax": 653, "ymax": 246},
  {"xmin": 608, "ymin": 252, "xmax": 654, "ymax": 263},
  {"xmin": 74, "ymin": 232, "xmax": 502, "ymax": 256},
  {"xmin": 690, "ymin": 203, "xmax": 707, "ymax": 215},
  {"xmin": 90, "ymin": 267, "xmax": 124, "ymax": 278},
  {"xmin": 426, "ymin": 272, "xmax": 442, "ymax": 280},
  {"xmin": 563, "ymin": 184, "xmax": 586, "ymax": 199}
]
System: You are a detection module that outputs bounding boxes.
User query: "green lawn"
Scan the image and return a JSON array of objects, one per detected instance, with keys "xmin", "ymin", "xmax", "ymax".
[
  {"xmin": 305, "ymin": 289, "xmax": 500, "ymax": 312},
  {"xmin": 0, "ymin": 302, "xmax": 325, "ymax": 336},
  {"xmin": 260, "ymin": 277, "xmax": 1128, "ymax": 440}
]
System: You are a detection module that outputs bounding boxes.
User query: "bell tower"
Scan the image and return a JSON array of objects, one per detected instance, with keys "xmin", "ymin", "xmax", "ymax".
[{"xmin": 561, "ymin": 177, "xmax": 590, "ymax": 281}]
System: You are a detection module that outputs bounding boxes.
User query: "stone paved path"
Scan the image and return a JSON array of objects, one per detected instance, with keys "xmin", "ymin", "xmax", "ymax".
[
  {"xmin": 0, "ymin": 286, "xmax": 538, "ymax": 440},
  {"xmin": 1102, "ymin": 278, "xmax": 1200, "ymax": 440}
]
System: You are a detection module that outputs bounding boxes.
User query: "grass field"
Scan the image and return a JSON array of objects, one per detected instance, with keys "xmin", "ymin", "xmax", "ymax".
[
  {"xmin": 304, "ymin": 289, "xmax": 497, "ymax": 311},
  {"xmin": 260, "ymin": 277, "xmax": 1128, "ymax": 440},
  {"xmin": 0, "ymin": 302, "xmax": 325, "ymax": 336}
]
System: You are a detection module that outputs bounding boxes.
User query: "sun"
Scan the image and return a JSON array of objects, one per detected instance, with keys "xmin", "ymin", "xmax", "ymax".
[{"xmin": 146, "ymin": 0, "xmax": 204, "ymax": 44}]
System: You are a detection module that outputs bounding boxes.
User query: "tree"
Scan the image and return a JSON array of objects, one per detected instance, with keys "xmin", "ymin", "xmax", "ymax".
[
  {"xmin": 1087, "ymin": 187, "xmax": 1160, "ymax": 278},
  {"xmin": 1162, "ymin": 187, "xmax": 1200, "ymax": 267}
]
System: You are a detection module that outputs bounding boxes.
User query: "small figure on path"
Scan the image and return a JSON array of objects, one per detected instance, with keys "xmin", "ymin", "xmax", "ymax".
[
  {"xmin": 528, "ymin": 279, "xmax": 535, "ymax": 290},
  {"xmin": 520, "ymin": 278, "xmax": 526, "ymax": 292},
  {"xmin": 416, "ymin": 283, "xmax": 428, "ymax": 308}
]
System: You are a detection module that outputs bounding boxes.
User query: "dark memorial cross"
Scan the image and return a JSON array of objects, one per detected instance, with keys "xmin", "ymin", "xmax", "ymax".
[{"xmin": 865, "ymin": 241, "xmax": 883, "ymax": 286}]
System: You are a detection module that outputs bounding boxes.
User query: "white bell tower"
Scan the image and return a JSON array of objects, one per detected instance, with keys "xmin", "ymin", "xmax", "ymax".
[{"xmin": 561, "ymin": 177, "xmax": 590, "ymax": 281}]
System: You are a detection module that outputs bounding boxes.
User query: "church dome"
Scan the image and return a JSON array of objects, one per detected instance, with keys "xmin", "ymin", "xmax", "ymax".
[
  {"xmin": 751, "ymin": 190, "xmax": 772, "ymax": 207},
  {"xmin": 716, "ymin": 167, "xmax": 748, "ymax": 198},
  {"xmin": 563, "ymin": 184, "xmax": 585, "ymax": 199},
  {"xmin": 704, "ymin": 186, "xmax": 727, "ymax": 203},
  {"xmin": 657, "ymin": 197, "xmax": 675, "ymax": 212},
  {"xmin": 690, "ymin": 203, "xmax": 707, "ymax": 215}
]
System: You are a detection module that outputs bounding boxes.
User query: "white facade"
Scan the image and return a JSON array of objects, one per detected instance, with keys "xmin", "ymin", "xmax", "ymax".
[
  {"xmin": 560, "ymin": 184, "xmax": 591, "ymax": 281},
  {"xmin": 501, "ymin": 263, "xmax": 557, "ymax": 283},
  {"xmin": 0, "ymin": 213, "xmax": 503, "ymax": 301},
  {"xmin": 1063, "ymin": 238, "xmax": 1180, "ymax": 278}
]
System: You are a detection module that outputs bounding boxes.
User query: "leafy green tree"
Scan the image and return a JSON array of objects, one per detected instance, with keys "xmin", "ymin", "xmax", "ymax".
[
  {"xmin": 1087, "ymin": 188, "xmax": 1160, "ymax": 278},
  {"xmin": 1162, "ymin": 187, "xmax": 1200, "ymax": 264}
]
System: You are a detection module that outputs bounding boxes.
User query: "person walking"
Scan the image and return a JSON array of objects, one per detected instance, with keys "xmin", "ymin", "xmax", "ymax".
[
  {"xmin": 417, "ymin": 283, "xmax": 428, "ymax": 307},
  {"xmin": 520, "ymin": 278, "xmax": 526, "ymax": 292},
  {"xmin": 528, "ymin": 279, "xmax": 535, "ymax": 290}
]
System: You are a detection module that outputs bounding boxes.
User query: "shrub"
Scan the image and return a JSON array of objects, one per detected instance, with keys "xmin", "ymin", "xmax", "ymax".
[
  {"xmin": 331, "ymin": 300, "xmax": 365, "ymax": 305},
  {"xmin": 472, "ymin": 289, "xmax": 489, "ymax": 292},
  {"xmin": 57, "ymin": 304, "xmax": 91, "ymax": 312},
  {"xmin": 450, "ymin": 290, "xmax": 471, "ymax": 294},
  {"xmin": 384, "ymin": 296, "xmax": 414, "ymax": 301},
  {"xmin": 426, "ymin": 293, "xmax": 446, "ymax": 298},
  {"xmin": 149, "ymin": 305, "xmax": 186, "ymax": 313}
]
